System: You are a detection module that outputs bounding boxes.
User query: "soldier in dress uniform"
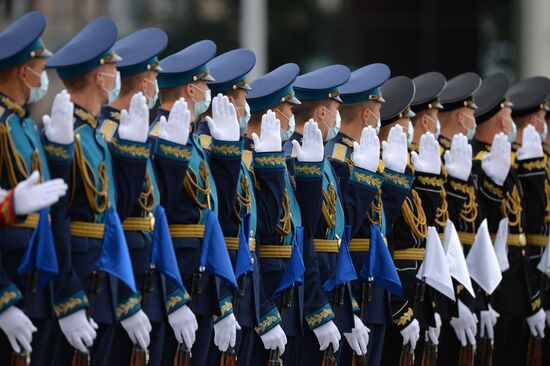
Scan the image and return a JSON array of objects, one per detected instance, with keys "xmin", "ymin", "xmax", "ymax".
[
  {"xmin": 97, "ymin": 28, "xmax": 197, "ymax": 366},
  {"xmin": 244, "ymin": 63, "xmax": 341, "ymax": 366},
  {"xmin": 196, "ymin": 48, "xmax": 287, "ymax": 365},
  {"xmin": 544, "ymin": 94, "xmax": 550, "ymax": 366},
  {"xmin": 469, "ymin": 73, "xmax": 548, "ymax": 365},
  {"xmin": 149, "ymin": 40, "xmax": 242, "ymax": 366},
  {"xmin": 0, "ymin": 11, "xmax": 72, "ymax": 365},
  {"xmin": 325, "ymin": 64, "xmax": 413, "ymax": 366},
  {"xmin": 46, "ymin": 17, "xmax": 153, "ymax": 365},
  {"xmin": 282, "ymin": 64, "xmax": 374, "ymax": 363}
]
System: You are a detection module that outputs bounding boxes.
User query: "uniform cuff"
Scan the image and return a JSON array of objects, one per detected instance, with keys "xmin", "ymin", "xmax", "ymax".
[
  {"xmin": 43, "ymin": 141, "xmax": 74, "ymax": 162},
  {"xmin": 350, "ymin": 166, "xmax": 383, "ymax": 190},
  {"xmin": 0, "ymin": 283, "xmax": 23, "ymax": 313},
  {"xmin": 305, "ymin": 302, "xmax": 335, "ymax": 330},
  {"xmin": 210, "ymin": 139, "xmax": 242, "ymax": 158},
  {"xmin": 54, "ymin": 290, "xmax": 89, "ymax": 318},
  {"xmin": 393, "ymin": 306, "xmax": 414, "ymax": 330},
  {"xmin": 165, "ymin": 288, "xmax": 192, "ymax": 314},
  {"xmin": 213, "ymin": 295, "xmax": 234, "ymax": 323},
  {"xmin": 517, "ymin": 156, "xmax": 546, "ymax": 170},
  {"xmin": 155, "ymin": 139, "xmax": 192, "ymax": 162},
  {"xmin": 415, "ymin": 172, "xmax": 445, "ymax": 190},
  {"xmin": 481, "ymin": 178, "xmax": 505, "ymax": 199},
  {"xmin": 351, "ymin": 296, "xmax": 361, "ymax": 314},
  {"xmin": 0, "ymin": 190, "xmax": 16, "ymax": 226},
  {"xmin": 254, "ymin": 306, "xmax": 282, "ymax": 335},
  {"xmin": 446, "ymin": 177, "xmax": 470, "ymax": 198},
  {"xmin": 117, "ymin": 293, "xmax": 142, "ymax": 321},
  {"xmin": 383, "ymin": 169, "xmax": 413, "ymax": 191},
  {"xmin": 253, "ymin": 152, "xmax": 286, "ymax": 170},
  {"xmin": 531, "ymin": 296, "xmax": 542, "ymax": 314},
  {"xmin": 294, "ymin": 161, "xmax": 323, "ymax": 179},
  {"xmin": 112, "ymin": 138, "xmax": 150, "ymax": 160}
]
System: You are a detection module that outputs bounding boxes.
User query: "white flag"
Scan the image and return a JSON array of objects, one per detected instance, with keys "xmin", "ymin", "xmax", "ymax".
[
  {"xmin": 493, "ymin": 218, "xmax": 510, "ymax": 272},
  {"xmin": 417, "ymin": 227, "xmax": 455, "ymax": 301},
  {"xmin": 443, "ymin": 220, "xmax": 475, "ymax": 297},
  {"xmin": 466, "ymin": 219, "xmax": 502, "ymax": 294}
]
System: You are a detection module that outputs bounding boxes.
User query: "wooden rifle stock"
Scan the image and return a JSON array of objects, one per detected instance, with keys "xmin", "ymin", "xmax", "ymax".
[
  {"xmin": 130, "ymin": 267, "xmax": 155, "ymax": 366},
  {"xmin": 525, "ymin": 336, "xmax": 542, "ymax": 366},
  {"xmin": 420, "ymin": 341, "xmax": 437, "ymax": 366},
  {"xmin": 10, "ymin": 271, "xmax": 37, "ymax": 366},
  {"xmin": 173, "ymin": 271, "xmax": 202, "ymax": 366},
  {"xmin": 398, "ymin": 343, "xmax": 414, "ymax": 366},
  {"xmin": 475, "ymin": 337, "xmax": 493, "ymax": 366},
  {"xmin": 267, "ymin": 286, "xmax": 293, "ymax": 366},
  {"xmin": 220, "ymin": 276, "xmax": 246, "ymax": 366},
  {"xmin": 351, "ymin": 281, "xmax": 371, "ymax": 366},
  {"xmin": 458, "ymin": 344, "xmax": 474, "ymax": 366},
  {"xmin": 72, "ymin": 270, "xmax": 104, "ymax": 366}
]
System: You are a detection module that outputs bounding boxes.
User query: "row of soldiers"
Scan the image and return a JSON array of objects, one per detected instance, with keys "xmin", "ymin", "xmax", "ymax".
[{"xmin": 0, "ymin": 11, "xmax": 550, "ymax": 366}]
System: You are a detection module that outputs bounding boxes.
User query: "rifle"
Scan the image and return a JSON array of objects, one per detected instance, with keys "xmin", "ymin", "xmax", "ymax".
[
  {"xmin": 173, "ymin": 270, "xmax": 202, "ymax": 366},
  {"xmin": 220, "ymin": 276, "xmax": 247, "ymax": 366},
  {"xmin": 351, "ymin": 281, "xmax": 370, "ymax": 366},
  {"xmin": 71, "ymin": 270, "xmax": 104, "ymax": 366},
  {"xmin": 10, "ymin": 271, "xmax": 38, "ymax": 366},
  {"xmin": 129, "ymin": 266, "xmax": 155, "ymax": 366},
  {"xmin": 475, "ymin": 337, "xmax": 493, "ymax": 366},
  {"xmin": 399, "ymin": 281, "xmax": 425, "ymax": 366},
  {"xmin": 458, "ymin": 344, "xmax": 475, "ymax": 366},
  {"xmin": 321, "ymin": 285, "xmax": 345, "ymax": 366},
  {"xmin": 267, "ymin": 286, "xmax": 293, "ymax": 366},
  {"xmin": 420, "ymin": 341, "xmax": 437, "ymax": 366}
]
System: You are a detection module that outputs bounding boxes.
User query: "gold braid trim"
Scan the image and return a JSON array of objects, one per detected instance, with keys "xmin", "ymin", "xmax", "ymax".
[
  {"xmin": 435, "ymin": 186, "xmax": 449, "ymax": 228},
  {"xmin": 73, "ymin": 136, "xmax": 109, "ymax": 213},
  {"xmin": 500, "ymin": 185, "xmax": 522, "ymax": 227},
  {"xmin": 137, "ymin": 171, "xmax": 155, "ymax": 213},
  {"xmin": 276, "ymin": 192, "xmax": 291, "ymax": 239},
  {"xmin": 401, "ymin": 190, "xmax": 427, "ymax": 239},
  {"xmin": 0, "ymin": 122, "xmax": 30, "ymax": 188},
  {"xmin": 460, "ymin": 185, "xmax": 478, "ymax": 227},
  {"xmin": 545, "ymin": 180, "xmax": 550, "ymax": 223},
  {"xmin": 322, "ymin": 183, "xmax": 337, "ymax": 231},
  {"xmin": 234, "ymin": 173, "xmax": 251, "ymax": 221},
  {"xmin": 367, "ymin": 191, "xmax": 383, "ymax": 224},
  {"xmin": 31, "ymin": 149, "xmax": 43, "ymax": 182},
  {"xmin": 183, "ymin": 160, "xmax": 211, "ymax": 209}
]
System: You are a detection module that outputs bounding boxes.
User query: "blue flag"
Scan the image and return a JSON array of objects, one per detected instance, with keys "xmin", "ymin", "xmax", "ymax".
[
  {"xmin": 201, "ymin": 211, "xmax": 239, "ymax": 290},
  {"xmin": 359, "ymin": 224, "xmax": 403, "ymax": 298},
  {"xmin": 17, "ymin": 209, "xmax": 59, "ymax": 289},
  {"xmin": 151, "ymin": 206, "xmax": 184, "ymax": 290},
  {"xmin": 273, "ymin": 226, "xmax": 305, "ymax": 297},
  {"xmin": 96, "ymin": 207, "xmax": 137, "ymax": 293},
  {"xmin": 323, "ymin": 225, "xmax": 358, "ymax": 292},
  {"xmin": 234, "ymin": 213, "xmax": 254, "ymax": 279}
]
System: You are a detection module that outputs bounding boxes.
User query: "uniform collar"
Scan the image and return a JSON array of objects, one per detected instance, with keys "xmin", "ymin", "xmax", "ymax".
[
  {"xmin": 0, "ymin": 92, "xmax": 27, "ymax": 118},
  {"xmin": 438, "ymin": 135, "xmax": 452, "ymax": 149},
  {"xmin": 472, "ymin": 139, "xmax": 491, "ymax": 152},
  {"xmin": 334, "ymin": 131, "xmax": 355, "ymax": 147},
  {"xmin": 243, "ymin": 136, "xmax": 254, "ymax": 151},
  {"xmin": 100, "ymin": 105, "xmax": 121, "ymax": 123},
  {"xmin": 289, "ymin": 130, "xmax": 303, "ymax": 142},
  {"xmin": 74, "ymin": 104, "xmax": 99, "ymax": 129}
]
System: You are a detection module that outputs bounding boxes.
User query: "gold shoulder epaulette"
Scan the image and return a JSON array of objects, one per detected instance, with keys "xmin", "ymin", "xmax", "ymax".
[
  {"xmin": 474, "ymin": 150, "xmax": 488, "ymax": 161},
  {"xmin": 149, "ymin": 122, "xmax": 160, "ymax": 137},
  {"xmin": 200, "ymin": 134, "xmax": 212, "ymax": 150},
  {"xmin": 99, "ymin": 120, "xmax": 118, "ymax": 142},
  {"xmin": 331, "ymin": 143, "xmax": 348, "ymax": 162}
]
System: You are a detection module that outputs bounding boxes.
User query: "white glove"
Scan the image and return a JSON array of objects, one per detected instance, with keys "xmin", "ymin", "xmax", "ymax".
[
  {"xmin": 450, "ymin": 300, "xmax": 478, "ymax": 346},
  {"xmin": 120, "ymin": 309, "xmax": 152, "ymax": 350},
  {"xmin": 411, "ymin": 132, "xmax": 441, "ymax": 174},
  {"xmin": 58, "ymin": 309, "xmax": 98, "ymax": 353},
  {"xmin": 43, "ymin": 89, "xmax": 74, "ymax": 145},
  {"xmin": 213, "ymin": 313, "xmax": 241, "ymax": 352},
  {"xmin": 479, "ymin": 305, "xmax": 499, "ymax": 339},
  {"xmin": 0, "ymin": 306, "xmax": 37, "ymax": 353},
  {"xmin": 252, "ymin": 110, "xmax": 282, "ymax": 153},
  {"xmin": 260, "ymin": 324, "xmax": 287, "ymax": 354},
  {"xmin": 400, "ymin": 318, "xmax": 420, "ymax": 350},
  {"xmin": 382, "ymin": 124, "xmax": 408, "ymax": 173},
  {"xmin": 205, "ymin": 94, "xmax": 240, "ymax": 142},
  {"xmin": 344, "ymin": 315, "xmax": 370, "ymax": 356},
  {"xmin": 159, "ymin": 97, "xmax": 191, "ymax": 146},
  {"xmin": 516, "ymin": 124, "xmax": 544, "ymax": 161},
  {"xmin": 13, "ymin": 171, "xmax": 68, "ymax": 215},
  {"xmin": 526, "ymin": 309, "xmax": 546, "ymax": 338},
  {"xmin": 426, "ymin": 312, "xmax": 442, "ymax": 345},
  {"xmin": 168, "ymin": 304, "xmax": 198, "ymax": 348},
  {"xmin": 291, "ymin": 119, "xmax": 323, "ymax": 162},
  {"xmin": 481, "ymin": 133, "xmax": 511, "ymax": 186},
  {"xmin": 546, "ymin": 310, "xmax": 550, "ymax": 328},
  {"xmin": 444, "ymin": 133, "xmax": 473, "ymax": 181},
  {"xmin": 353, "ymin": 126, "xmax": 380, "ymax": 172},
  {"xmin": 118, "ymin": 92, "xmax": 149, "ymax": 143},
  {"xmin": 312, "ymin": 320, "xmax": 341, "ymax": 352}
]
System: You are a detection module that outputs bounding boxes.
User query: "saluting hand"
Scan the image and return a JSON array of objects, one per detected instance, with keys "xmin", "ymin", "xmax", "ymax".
[
  {"xmin": 353, "ymin": 126, "xmax": 379, "ymax": 172},
  {"xmin": 481, "ymin": 133, "xmax": 511, "ymax": 186},
  {"xmin": 118, "ymin": 92, "xmax": 149, "ymax": 143},
  {"xmin": 206, "ymin": 94, "xmax": 240, "ymax": 142},
  {"xmin": 411, "ymin": 132, "xmax": 441, "ymax": 174},
  {"xmin": 43, "ymin": 89, "xmax": 74, "ymax": 145},
  {"xmin": 382, "ymin": 124, "xmax": 408, "ymax": 173},
  {"xmin": 517, "ymin": 124, "xmax": 544, "ymax": 161},
  {"xmin": 292, "ymin": 119, "xmax": 323, "ymax": 162},
  {"xmin": 444, "ymin": 133, "xmax": 472, "ymax": 181},
  {"xmin": 159, "ymin": 97, "xmax": 191, "ymax": 146},
  {"xmin": 252, "ymin": 110, "xmax": 282, "ymax": 152}
]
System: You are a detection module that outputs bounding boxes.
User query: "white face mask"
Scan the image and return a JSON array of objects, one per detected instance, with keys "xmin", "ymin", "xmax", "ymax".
[
  {"xmin": 25, "ymin": 67, "xmax": 49, "ymax": 104},
  {"xmin": 276, "ymin": 108, "xmax": 295, "ymax": 141},
  {"xmin": 534, "ymin": 117, "xmax": 548, "ymax": 141},
  {"xmin": 407, "ymin": 120, "xmax": 414, "ymax": 147},
  {"xmin": 366, "ymin": 109, "xmax": 381, "ymax": 135},
  {"xmin": 506, "ymin": 118, "xmax": 517, "ymax": 143},
  {"xmin": 190, "ymin": 84, "xmax": 211, "ymax": 121},
  {"xmin": 462, "ymin": 112, "xmax": 477, "ymax": 141},
  {"xmin": 145, "ymin": 79, "xmax": 159, "ymax": 110},
  {"xmin": 100, "ymin": 71, "xmax": 121, "ymax": 104},
  {"xmin": 322, "ymin": 107, "xmax": 341, "ymax": 142},
  {"xmin": 425, "ymin": 114, "xmax": 441, "ymax": 140}
]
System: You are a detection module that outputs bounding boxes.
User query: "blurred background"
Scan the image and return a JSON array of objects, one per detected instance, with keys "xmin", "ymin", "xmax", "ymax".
[{"xmin": 2, "ymin": 0, "xmax": 550, "ymax": 119}]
